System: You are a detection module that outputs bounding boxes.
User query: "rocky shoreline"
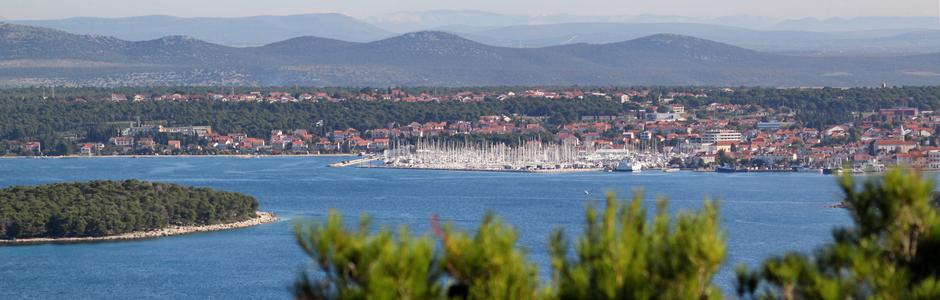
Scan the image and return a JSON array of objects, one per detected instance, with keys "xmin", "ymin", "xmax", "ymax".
[{"xmin": 0, "ymin": 211, "xmax": 277, "ymax": 245}]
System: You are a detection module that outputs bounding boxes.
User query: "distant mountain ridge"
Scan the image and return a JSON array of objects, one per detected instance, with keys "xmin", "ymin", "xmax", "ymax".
[
  {"xmin": 456, "ymin": 22, "xmax": 940, "ymax": 56},
  {"xmin": 7, "ymin": 12, "xmax": 939, "ymax": 56},
  {"xmin": 10, "ymin": 14, "xmax": 394, "ymax": 46},
  {"xmin": 368, "ymin": 10, "xmax": 940, "ymax": 32},
  {"xmin": 0, "ymin": 23, "xmax": 937, "ymax": 87},
  {"xmin": 774, "ymin": 16, "xmax": 940, "ymax": 31}
]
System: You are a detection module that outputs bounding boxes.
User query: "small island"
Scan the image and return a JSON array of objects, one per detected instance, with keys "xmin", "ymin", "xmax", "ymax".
[{"xmin": 0, "ymin": 180, "xmax": 275, "ymax": 244}]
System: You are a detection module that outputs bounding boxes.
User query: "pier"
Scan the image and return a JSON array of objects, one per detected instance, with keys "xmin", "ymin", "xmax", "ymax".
[{"xmin": 328, "ymin": 156, "xmax": 381, "ymax": 167}]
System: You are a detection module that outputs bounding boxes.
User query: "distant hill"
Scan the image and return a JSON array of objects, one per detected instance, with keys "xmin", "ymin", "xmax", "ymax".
[
  {"xmin": 457, "ymin": 22, "xmax": 940, "ymax": 56},
  {"xmin": 369, "ymin": 10, "xmax": 940, "ymax": 32},
  {"xmin": 371, "ymin": 11, "xmax": 939, "ymax": 55},
  {"xmin": 0, "ymin": 23, "xmax": 937, "ymax": 87},
  {"xmin": 10, "ymin": 14, "xmax": 394, "ymax": 46},
  {"xmin": 548, "ymin": 34, "xmax": 789, "ymax": 66},
  {"xmin": 774, "ymin": 16, "xmax": 940, "ymax": 32},
  {"xmin": 367, "ymin": 10, "xmax": 532, "ymax": 33},
  {"xmin": 0, "ymin": 23, "xmax": 128, "ymax": 61},
  {"xmin": 0, "ymin": 24, "xmax": 257, "ymax": 66},
  {"xmin": 8, "ymin": 13, "xmax": 938, "ymax": 56}
]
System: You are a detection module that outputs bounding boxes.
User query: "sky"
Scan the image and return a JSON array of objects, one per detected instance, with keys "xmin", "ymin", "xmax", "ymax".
[{"xmin": 1, "ymin": 0, "xmax": 937, "ymax": 20}]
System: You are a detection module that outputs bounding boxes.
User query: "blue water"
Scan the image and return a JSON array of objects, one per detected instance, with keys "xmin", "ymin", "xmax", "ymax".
[{"xmin": 0, "ymin": 157, "xmax": 850, "ymax": 299}]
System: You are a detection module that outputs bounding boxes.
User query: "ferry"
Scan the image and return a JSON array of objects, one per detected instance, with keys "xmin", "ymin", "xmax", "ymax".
[
  {"xmin": 615, "ymin": 159, "xmax": 643, "ymax": 172},
  {"xmin": 851, "ymin": 162, "xmax": 885, "ymax": 174}
]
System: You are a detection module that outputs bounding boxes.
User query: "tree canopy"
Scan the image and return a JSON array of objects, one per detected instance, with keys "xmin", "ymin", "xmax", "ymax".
[
  {"xmin": 293, "ymin": 191, "xmax": 725, "ymax": 299},
  {"xmin": 736, "ymin": 169, "xmax": 940, "ymax": 299},
  {"xmin": 549, "ymin": 193, "xmax": 725, "ymax": 299},
  {"xmin": 0, "ymin": 180, "xmax": 258, "ymax": 239}
]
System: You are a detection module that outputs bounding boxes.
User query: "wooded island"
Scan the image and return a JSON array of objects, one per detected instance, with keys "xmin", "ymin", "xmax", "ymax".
[{"xmin": 0, "ymin": 180, "xmax": 263, "ymax": 240}]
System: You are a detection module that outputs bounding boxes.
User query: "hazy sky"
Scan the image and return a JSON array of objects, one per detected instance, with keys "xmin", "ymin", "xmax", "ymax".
[{"xmin": 2, "ymin": 0, "xmax": 937, "ymax": 20}]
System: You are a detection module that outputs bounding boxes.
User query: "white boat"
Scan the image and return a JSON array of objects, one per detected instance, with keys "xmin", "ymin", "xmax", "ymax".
[
  {"xmin": 861, "ymin": 162, "xmax": 885, "ymax": 173},
  {"xmin": 792, "ymin": 166, "xmax": 822, "ymax": 173},
  {"xmin": 615, "ymin": 159, "xmax": 643, "ymax": 172},
  {"xmin": 662, "ymin": 167, "xmax": 680, "ymax": 173}
]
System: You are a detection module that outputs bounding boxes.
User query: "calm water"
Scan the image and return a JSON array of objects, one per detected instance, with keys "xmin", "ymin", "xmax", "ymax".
[{"xmin": 0, "ymin": 157, "xmax": 852, "ymax": 299}]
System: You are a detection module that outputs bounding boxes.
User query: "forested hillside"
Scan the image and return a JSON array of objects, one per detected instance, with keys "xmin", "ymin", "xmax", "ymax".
[
  {"xmin": 0, "ymin": 180, "xmax": 258, "ymax": 239},
  {"xmin": 0, "ymin": 97, "xmax": 632, "ymax": 142},
  {"xmin": 2, "ymin": 86, "xmax": 939, "ymax": 145}
]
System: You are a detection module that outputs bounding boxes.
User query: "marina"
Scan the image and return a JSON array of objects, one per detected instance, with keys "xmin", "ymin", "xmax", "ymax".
[
  {"xmin": 378, "ymin": 140, "xmax": 683, "ymax": 173},
  {"xmin": 366, "ymin": 140, "xmax": 854, "ymax": 174}
]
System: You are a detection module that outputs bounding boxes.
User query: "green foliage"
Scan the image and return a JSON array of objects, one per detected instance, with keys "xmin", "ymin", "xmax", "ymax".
[
  {"xmin": 737, "ymin": 168, "xmax": 940, "ymax": 299},
  {"xmin": 549, "ymin": 192, "xmax": 725, "ymax": 300},
  {"xmin": 673, "ymin": 86, "xmax": 940, "ymax": 128},
  {"xmin": 0, "ymin": 97, "xmax": 627, "ymax": 143},
  {"xmin": 293, "ymin": 211, "xmax": 443, "ymax": 300},
  {"xmin": 294, "ymin": 192, "xmax": 726, "ymax": 300},
  {"xmin": 440, "ymin": 213, "xmax": 541, "ymax": 300},
  {"xmin": 0, "ymin": 180, "xmax": 258, "ymax": 239},
  {"xmin": 293, "ymin": 211, "xmax": 539, "ymax": 300},
  {"xmin": 717, "ymin": 150, "xmax": 735, "ymax": 167}
]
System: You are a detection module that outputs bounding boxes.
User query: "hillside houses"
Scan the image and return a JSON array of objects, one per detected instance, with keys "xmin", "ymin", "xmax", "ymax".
[
  {"xmin": 90, "ymin": 87, "xmax": 664, "ymax": 104},
  {"xmin": 8, "ymin": 84, "xmax": 940, "ymax": 174}
]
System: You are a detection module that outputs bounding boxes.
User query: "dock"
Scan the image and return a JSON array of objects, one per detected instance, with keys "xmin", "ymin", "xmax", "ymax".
[{"xmin": 328, "ymin": 156, "xmax": 381, "ymax": 168}]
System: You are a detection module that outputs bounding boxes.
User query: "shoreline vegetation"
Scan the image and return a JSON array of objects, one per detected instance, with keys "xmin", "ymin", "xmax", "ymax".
[
  {"xmin": 0, "ymin": 211, "xmax": 277, "ymax": 245},
  {"xmin": 0, "ymin": 180, "xmax": 263, "ymax": 241}
]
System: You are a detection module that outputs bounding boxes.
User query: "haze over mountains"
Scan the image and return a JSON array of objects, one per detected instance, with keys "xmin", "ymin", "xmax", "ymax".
[
  {"xmin": 13, "ymin": 14, "xmax": 392, "ymax": 46},
  {"xmin": 0, "ymin": 20, "xmax": 937, "ymax": 87},
  {"xmin": 8, "ymin": 11, "xmax": 939, "ymax": 56},
  {"xmin": 460, "ymin": 23, "xmax": 940, "ymax": 56},
  {"xmin": 366, "ymin": 10, "xmax": 940, "ymax": 32}
]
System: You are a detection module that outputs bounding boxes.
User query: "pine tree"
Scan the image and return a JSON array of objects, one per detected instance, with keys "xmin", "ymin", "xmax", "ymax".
[
  {"xmin": 737, "ymin": 168, "xmax": 940, "ymax": 299},
  {"xmin": 548, "ymin": 192, "xmax": 725, "ymax": 299}
]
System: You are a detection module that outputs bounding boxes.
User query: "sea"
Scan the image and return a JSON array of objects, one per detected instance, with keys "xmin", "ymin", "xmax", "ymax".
[{"xmin": 0, "ymin": 156, "xmax": 853, "ymax": 299}]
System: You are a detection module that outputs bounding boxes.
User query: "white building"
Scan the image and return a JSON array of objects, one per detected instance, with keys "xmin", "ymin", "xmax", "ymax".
[
  {"xmin": 670, "ymin": 105, "xmax": 685, "ymax": 114},
  {"xmin": 701, "ymin": 129, "xmax": 742, "ymax": 144},
  {"xmin": 929, "ymin": 150, "xmax": 940, "ymax": 169},
  {"xmin": 645, "ymin": 112, "xmax": 683, "ymax": 122}
]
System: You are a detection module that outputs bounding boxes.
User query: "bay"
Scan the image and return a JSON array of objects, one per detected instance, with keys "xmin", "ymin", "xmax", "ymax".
[{"xmin": 0, "ymin": 156, "xmax": 850, "ymax": 299}]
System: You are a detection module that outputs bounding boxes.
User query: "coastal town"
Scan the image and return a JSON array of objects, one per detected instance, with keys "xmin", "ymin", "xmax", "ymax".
[{"xmin": 3, "ymin": 87, "xmax": 939, "ymax": 173}]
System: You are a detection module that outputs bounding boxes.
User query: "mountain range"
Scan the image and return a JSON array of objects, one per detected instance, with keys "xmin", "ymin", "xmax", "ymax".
[
  {"xmin": 457, "ymin": 23, "xmax": 940, "ymax": 56},
  {"xmin": 0, "ymin": 22, "xmax": 937, "ymax": 87},
  {"xmin": 367, "ymin": 10, "xmax": 940, "ymax": 32},
  {"xmin": 12, "ymin": 14, "xmax": 393, "ymax": 46},
  {"xmin": 6, "ymin": 13, "xmax": 939, "ymax": 56}
]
